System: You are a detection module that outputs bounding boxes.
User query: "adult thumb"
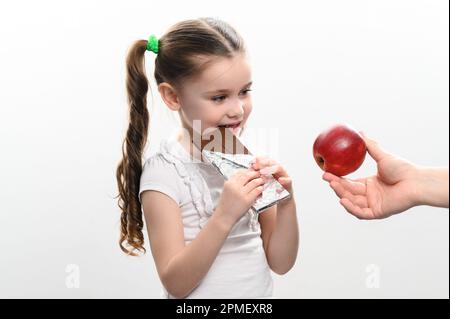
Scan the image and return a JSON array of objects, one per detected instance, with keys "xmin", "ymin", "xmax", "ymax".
[{"xmin": 359, "ymin": 131, "xmax": 388, "ymax": 162}]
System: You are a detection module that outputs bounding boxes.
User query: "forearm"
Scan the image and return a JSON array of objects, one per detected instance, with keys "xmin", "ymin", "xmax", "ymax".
[
  {"xmin": 161, "ymin": 208, "xmax": 232, "ymax": 298},
  {"xmin": 415, "ymin": 166, "xmax": 449, "ymax": 208},
  {"xmin": 266, "ymin": 198, "xmax": 299, "ymax": 275}
]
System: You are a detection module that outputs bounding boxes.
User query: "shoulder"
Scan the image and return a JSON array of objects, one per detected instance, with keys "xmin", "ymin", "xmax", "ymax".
[
  {"xmin": 139, "ymin": 152, "xmax": 183, "ymax": 205},
  {"xmin": 142, "ymin": 151, "xmax": 175, "ymax": 172}
]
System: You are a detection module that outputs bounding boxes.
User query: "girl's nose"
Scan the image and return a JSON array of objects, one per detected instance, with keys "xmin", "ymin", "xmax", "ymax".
[{"xmin": 228, "ymin": 101, "xmax": 245, "ymax": 119}]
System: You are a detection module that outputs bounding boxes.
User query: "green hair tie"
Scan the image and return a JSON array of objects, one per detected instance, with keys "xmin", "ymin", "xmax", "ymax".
[{"xmin": 146, "ymin": 35, "xmax": 159, "ymax": 54}]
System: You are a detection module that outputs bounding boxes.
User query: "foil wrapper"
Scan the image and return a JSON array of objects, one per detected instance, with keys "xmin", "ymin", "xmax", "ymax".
[{"xmin": 197, "ymin": 127, "xmax": 291, "ymax": 213}]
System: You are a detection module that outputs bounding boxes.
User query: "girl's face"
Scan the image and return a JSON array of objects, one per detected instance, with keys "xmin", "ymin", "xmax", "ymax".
[{"xmin": 176, "ymin": 53, "xmax": 253, "ymax": 136}]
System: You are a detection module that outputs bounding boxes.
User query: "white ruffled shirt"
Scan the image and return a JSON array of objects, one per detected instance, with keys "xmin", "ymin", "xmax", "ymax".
[{"xmin": 139, "ymin": 133, "xmax": 273, "ymax": 299}]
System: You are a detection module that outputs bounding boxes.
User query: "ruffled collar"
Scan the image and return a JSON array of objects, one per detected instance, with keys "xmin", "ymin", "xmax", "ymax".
[{"xmin": 160, "ymin": 133, "xmax": 210, "ymax": 165}]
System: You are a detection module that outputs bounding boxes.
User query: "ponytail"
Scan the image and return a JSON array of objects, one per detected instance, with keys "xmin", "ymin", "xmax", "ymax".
[{"xmin": 115, "ymin": 40, "xmax": 150, "ymax": 256}]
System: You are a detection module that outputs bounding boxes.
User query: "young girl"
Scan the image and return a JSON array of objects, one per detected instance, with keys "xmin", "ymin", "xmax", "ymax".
[{"xmin": 116, "ymin": 17, "xmax": 299, "ymax": 299}]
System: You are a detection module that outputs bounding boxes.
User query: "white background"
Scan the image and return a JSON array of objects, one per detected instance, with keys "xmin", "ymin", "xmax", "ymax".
[{"xmin": 0, "ymin": 0, "xmax": 448, "ymax": 298}]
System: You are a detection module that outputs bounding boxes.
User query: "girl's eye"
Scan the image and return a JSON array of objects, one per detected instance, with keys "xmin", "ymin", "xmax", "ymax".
[
  {"xmin": 212, "ymin": 95, "xmax": 226, "ymax": 103},
  {"xmin": 211, "ymin": 89, "xmax": 252, "ymax": 103}
]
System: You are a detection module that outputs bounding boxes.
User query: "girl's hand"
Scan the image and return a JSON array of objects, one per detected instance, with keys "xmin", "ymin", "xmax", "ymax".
[
  {"xmin": 322, "ymin": 133, "xmax": 420, "ymax": 219},
  {"xmin": 250, "ymin": 156, "xmax": 294, "ymax": 195},
  {"xmin": 216, "ymin": 169, "xmax": 265, "ymax": 227}
]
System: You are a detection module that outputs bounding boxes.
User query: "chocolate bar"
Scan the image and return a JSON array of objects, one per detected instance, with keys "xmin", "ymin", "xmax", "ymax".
[{"xmin": 192, "ymin": 126, "xmax": 291, "ymax": 213}]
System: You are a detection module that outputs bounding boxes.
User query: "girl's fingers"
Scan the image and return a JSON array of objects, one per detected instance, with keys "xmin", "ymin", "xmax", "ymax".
[
  {"xmin": 277, "ymin": 176, "xmax": 292, "ymax": 186},
  {"xmin": 252, "ymin": 157, "xmax": 291, "ymax": 189},
  {"xmin": 267, "ymin": 164, "xmax": 289, "ymax": 179},
  {"xmin": 251, "ymin": 156, "xmax": 263, "ymax": 169},
  {"xmin": 276, "ymin": 177, "xmax": 293, "ymax": 193},
  {"xmin": 244, "ymin": 177, "xmax": 265, "ymax": 193},
  {"xmin": 260, "ymin": 164, "xmax": 279, "ymax": 175},
  {"xmin": 236, "ymin": 169, "xmax": 261, "ymax": 185},
  {"xmin": 252, "ymin": 156, "xmax": 276, "ymax": 170},
  {"xmin": 249, "ymin": 185, "xmax": 265, "ymax": 200},
  {"xmin": 278, "ymin": 176, "xmax": 292, "ymax": 184}
]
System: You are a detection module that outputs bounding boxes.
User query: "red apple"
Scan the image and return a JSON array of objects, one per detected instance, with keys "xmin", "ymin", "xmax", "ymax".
[{"xmin": 313, "ymin": 124, "xmax": 367, "ymax": 176}]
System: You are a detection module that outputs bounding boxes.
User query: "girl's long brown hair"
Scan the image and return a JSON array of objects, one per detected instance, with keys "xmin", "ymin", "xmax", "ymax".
[{"xmin": 115, "ymin": 17, "xmax": 246, "ymax": 256}]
